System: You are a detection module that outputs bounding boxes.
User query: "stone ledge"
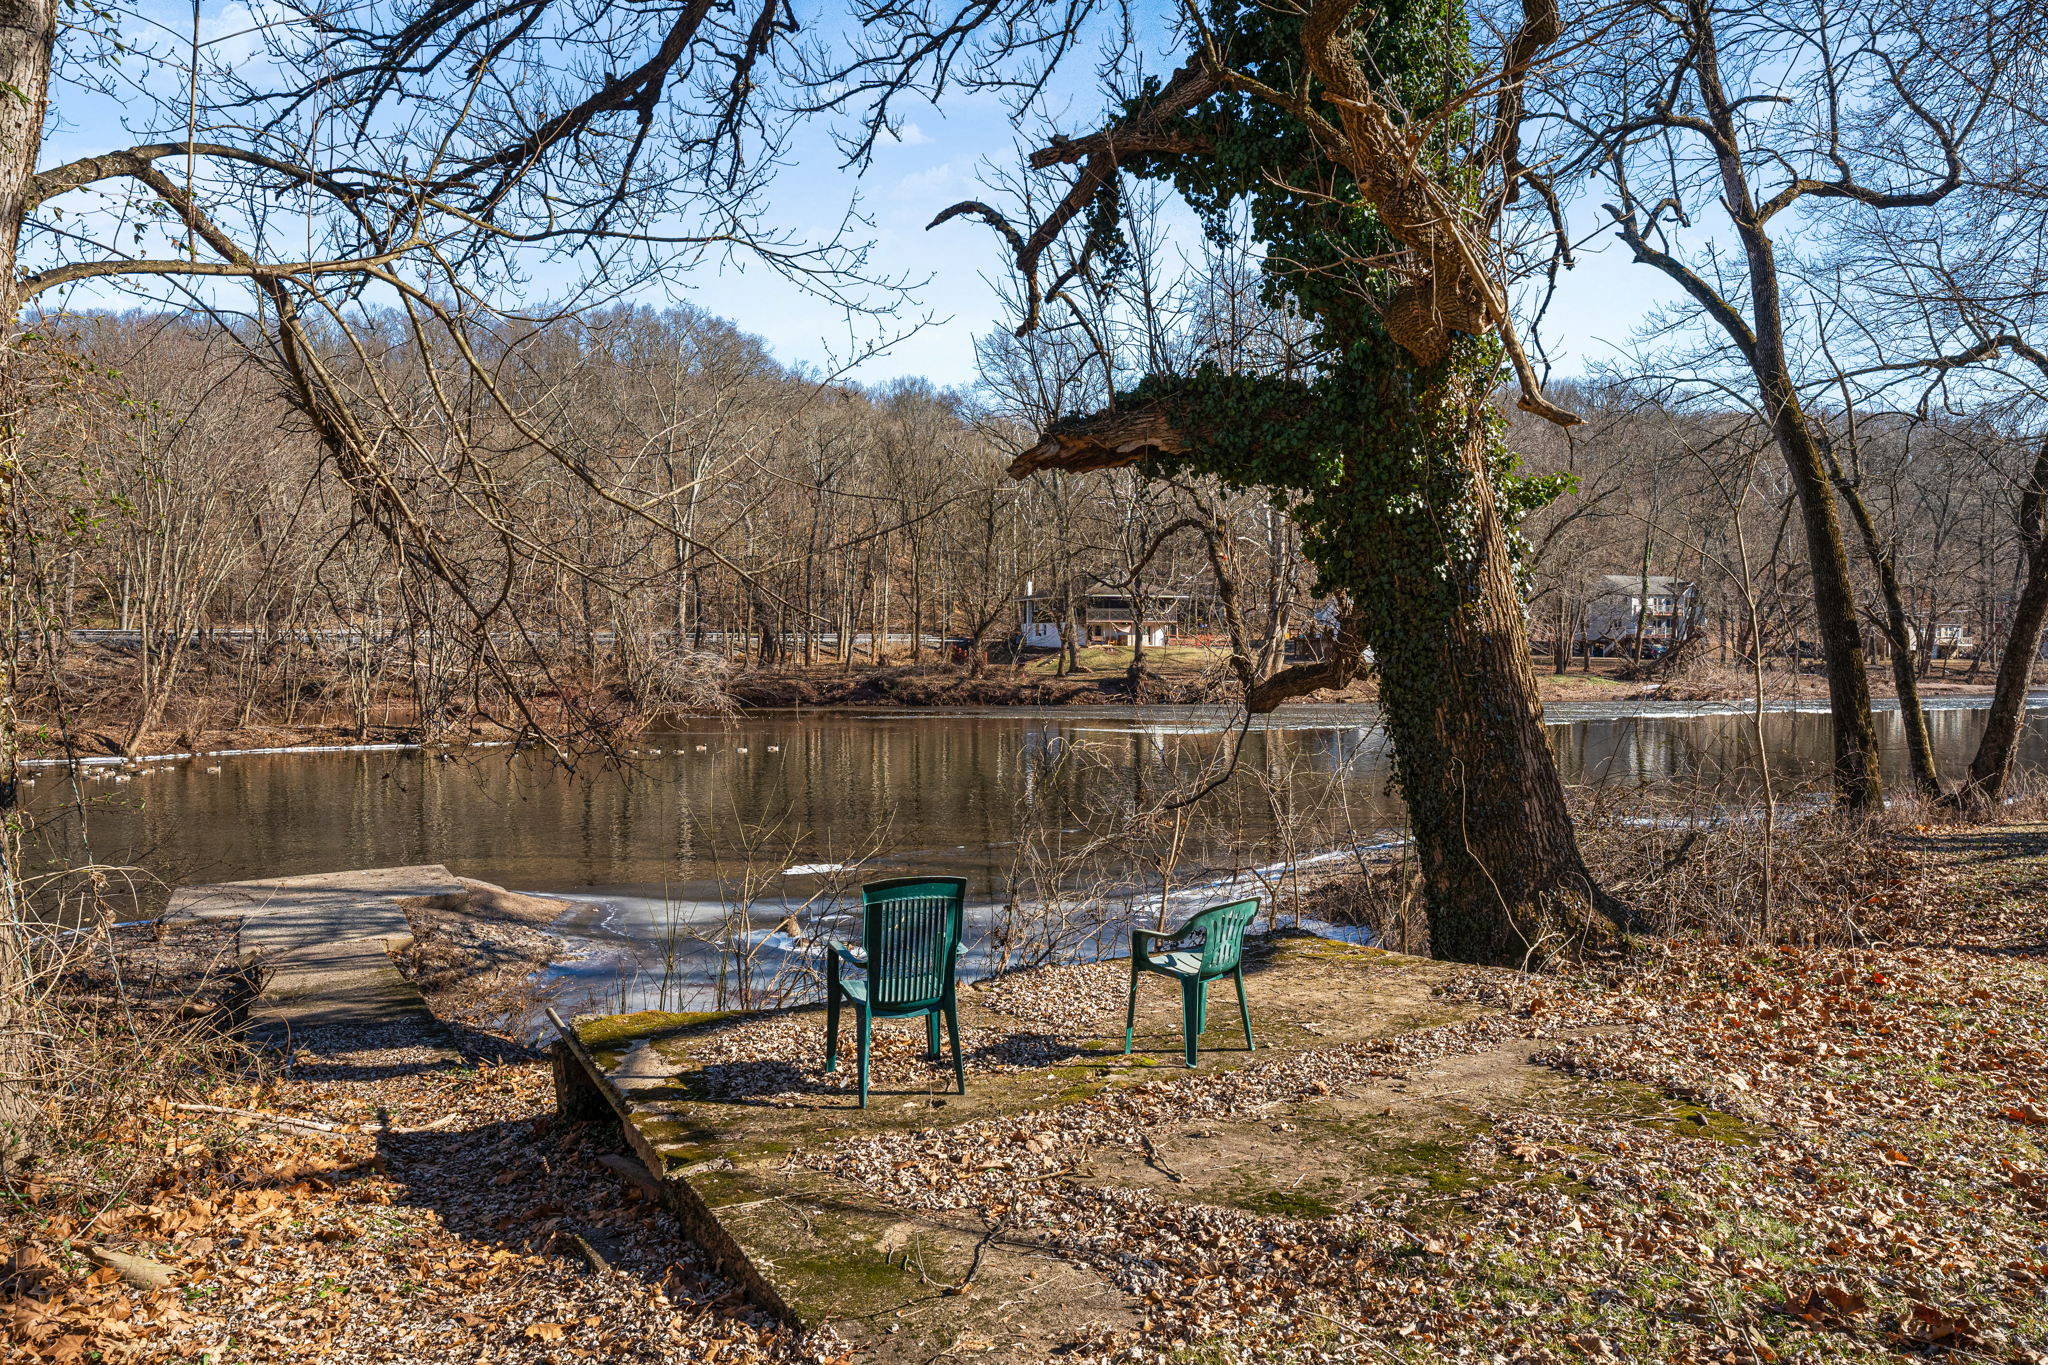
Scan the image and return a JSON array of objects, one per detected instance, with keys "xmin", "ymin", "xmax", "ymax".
[{"xmin": 548, "ymin": 936, "xmax": 1548, "ymax": 1361}]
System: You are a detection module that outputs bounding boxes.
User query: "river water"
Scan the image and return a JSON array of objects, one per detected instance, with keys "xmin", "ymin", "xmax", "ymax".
[{"xmin": 28, "ymin": 695, "xmax": 2046, "ymax": 1010}]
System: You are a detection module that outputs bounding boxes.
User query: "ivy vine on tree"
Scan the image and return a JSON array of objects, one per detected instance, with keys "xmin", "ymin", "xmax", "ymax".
[{"xmin": 940, "ymin": 0, "xmax": 1632, "ymax": 964}]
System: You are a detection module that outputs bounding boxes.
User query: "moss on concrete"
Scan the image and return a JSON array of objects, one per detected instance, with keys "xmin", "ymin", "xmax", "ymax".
[
  {"xmin": 556, "ymin": 932, "xmax": 1553, "ymax": 1348},
  {"xmin": 576, "ymin": 1009, "xmax": 735, "ymax": 1056}
]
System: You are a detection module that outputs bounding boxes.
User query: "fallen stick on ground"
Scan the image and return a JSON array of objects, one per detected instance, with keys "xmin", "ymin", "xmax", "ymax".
[
  {"xmin": 171, "ymin": 1102, "xmax": 348, "ymax": 1135},
  {"xmin": 391, "ymin": 1113, "xmax": 465, "ymax": 1133},
  {"xmin": 1138, "ymin": 1131, "xmax": 1186, "ymax": 1183}
]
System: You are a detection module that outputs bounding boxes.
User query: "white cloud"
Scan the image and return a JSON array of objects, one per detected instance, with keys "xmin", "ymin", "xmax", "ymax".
[{"xmin": 892, "ymin": 161, "xmax": 962, "ymax": 199}]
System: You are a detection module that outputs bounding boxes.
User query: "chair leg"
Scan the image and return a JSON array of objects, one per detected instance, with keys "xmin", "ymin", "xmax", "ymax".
[
  {"xmin": 856, "ymin": 1007, "xmax": 872, "ymax": 1109},
  {"xmin": 824, "ymin": 989, "xmax": 840, "ymax": 1073},
  {"xmin": 945, "ymin": 999, "xmax": 964, "ymax": 1095},
  {"xmin": 1180, "ymin": 977, "xmax": 1202, "ymax": 1068},
  {"xmin": 926, "ymin": 1010, "xmax": 942, "ymax": 1060},
  {"xmin": 1124, "ymin": 961, "xmax": 1140, "ymax": 1055},
  {"xmin": 1235, "ymin": 967, "xmax": 1254, "ymax": 1051}
]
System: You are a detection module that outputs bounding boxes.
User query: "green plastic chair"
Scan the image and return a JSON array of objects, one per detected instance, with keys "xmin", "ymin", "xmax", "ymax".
[
  {"xmin": 1125, "ymin": 897, "xmax": 1259, "ymax": 1067},
  {"xmin": 824, "ymin": 876, "xmax": 967, "ymax": 1107}
]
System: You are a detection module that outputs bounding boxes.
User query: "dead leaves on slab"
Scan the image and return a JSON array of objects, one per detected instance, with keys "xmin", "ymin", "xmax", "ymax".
[{"xmin": 805, "ymin": 930, "xmax": 2048, "ymax": 1363}]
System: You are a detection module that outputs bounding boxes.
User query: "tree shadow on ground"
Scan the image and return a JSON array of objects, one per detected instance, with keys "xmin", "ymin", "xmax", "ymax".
[
  {"xmin": 1900, "ymin": 826, "xmax": 2048, "ymax": 868},
  {"xmin": 275, "ymin": 1017, "xmax": 539, "ymax": 1082},
  {"xmin": 370, "ymin": 1114, "xmax": 710, "ymax": 1285}
]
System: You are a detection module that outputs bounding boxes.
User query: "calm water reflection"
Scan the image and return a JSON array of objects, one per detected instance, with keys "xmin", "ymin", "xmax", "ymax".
[{"xmin": 27, "ymin": 697, "xmax": 2045, "ymax": 1007}]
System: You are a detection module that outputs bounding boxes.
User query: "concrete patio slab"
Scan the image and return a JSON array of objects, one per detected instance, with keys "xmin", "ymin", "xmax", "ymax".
[{"xmin": 551, "ymin": 934, "xmax": 1614, "ymax": 1362}]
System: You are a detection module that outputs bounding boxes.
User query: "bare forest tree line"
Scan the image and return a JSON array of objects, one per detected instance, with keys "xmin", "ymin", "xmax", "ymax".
[
  {"xmin": 11, "ymin": 302, "xmax": 1317, "ymax": 755},
  {"xmin": 1518, "ymin": 386, "xmax": 2048, "ymax": 690},
  {"xmin": 12, "ymin": 298, "xmax": 2044, "ymax": 765}
]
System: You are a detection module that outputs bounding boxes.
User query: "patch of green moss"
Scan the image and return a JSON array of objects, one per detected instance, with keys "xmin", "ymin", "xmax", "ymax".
[
  {"xmin": 576, "ymin": 1009, "xmax": 736, "ymax": 1055},
  {"xmin": 780, "ymin": 1247, "xmax": 914, "ymax": 1313},
  {"xmin": 628, "ymin": 1113, "xmax": 795, "ymax": 1174},
  {"xmin": 759, "ymin": 1212, "xmax": 942, "ymax": 1317},
  {"xmin": 1655, "ymin": 1103, "xmax": 1761, "ymax": 1145},
  {"xmin": 1309, "ymin": 1113, "xmax": 1505, "ymax": 1199},
  {"xmin": 1371, "ymin": 1136, "xmax": 1495, "ymax": 1193},
  {"xmin": 1263, "ymin": 934, "xmax": 1385, "ymax": 966},
  {"xmin": 1584, "ymin": 1080, "xmax": 1765, "ymax": 1145},
  {"xmin": 685, "ymin": 1167, "xmax": 773, "ymax": 1208},
  {"xmin": 629, "ymin": 1116, "xmax": 712, "ymax": 1148},
  {"xmin": 1227, "ymin": 1181, "xmax": 1342, "ymax": 1219},
  {"xmin": 1384, "ymin": 1005, "xmax": 1468, "ymax": 1033}
]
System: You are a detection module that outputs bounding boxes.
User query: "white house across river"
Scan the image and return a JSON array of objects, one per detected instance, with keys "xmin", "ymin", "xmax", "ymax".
[{"xmin": 1020, "ymin": 581, "xmax": 1184, "ymax": 648}]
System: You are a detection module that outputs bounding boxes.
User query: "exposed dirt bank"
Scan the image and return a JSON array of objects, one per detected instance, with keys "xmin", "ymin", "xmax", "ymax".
[{"xmin": 20, "ymin": 656, "xmax": 2029, "ymax": 764}]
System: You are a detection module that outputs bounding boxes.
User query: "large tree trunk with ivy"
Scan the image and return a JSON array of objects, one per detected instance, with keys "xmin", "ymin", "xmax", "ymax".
[
  {"xmin": 1013, "ymin": 357, "xmax": 1626, "ymax": 967},
  {"xmin": 939, "ymin": 0, "xmax": 1625, "ymax": 964},
  {"xmin": 1368, "ymin": 377, "xmax": 1619, "ymax": 964}
]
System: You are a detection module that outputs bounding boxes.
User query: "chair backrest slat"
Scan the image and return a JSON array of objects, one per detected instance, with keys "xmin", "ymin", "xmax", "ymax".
[
  {"xmin": 862, "ymin": 877, "xmax": 966, "ymax": 1009},
  {"xmin": 1191, "ymin": 897, "xmax": 1259, "ymax": 975}
]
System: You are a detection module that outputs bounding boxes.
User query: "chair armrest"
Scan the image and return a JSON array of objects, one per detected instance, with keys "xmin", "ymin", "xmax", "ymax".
[
  {"xmin": 1130, "ymin": 927, "xmax": 1188, "ymax": 961},
  {"xmin": 827, "ymin": 941, "xmax": 867, "ymax": 971}
]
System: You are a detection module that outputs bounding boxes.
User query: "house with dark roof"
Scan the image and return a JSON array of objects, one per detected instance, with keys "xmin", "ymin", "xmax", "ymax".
[{"xmin": 1577, "ymin": 575, "xmax": 1704, "ymax": 657}]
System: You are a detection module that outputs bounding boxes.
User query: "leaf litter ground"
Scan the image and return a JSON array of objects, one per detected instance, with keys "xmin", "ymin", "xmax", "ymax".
[{"xmin": 7, "ymin": 821, "xmax": 2048, "ymax": 1363}]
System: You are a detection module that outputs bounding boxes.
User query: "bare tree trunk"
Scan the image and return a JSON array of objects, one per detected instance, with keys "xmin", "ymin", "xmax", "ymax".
[
  {"xmin": 0, "ymin": 0, "xmax": 52, "ymax": 310},
  {"xmin": 908, "ymin": 549, "xmax": 924, "ymax": 665},
  {"xmin": 748, "ymin": 580, "xmax": 779, "ymax": 668},
  {"xmin": 1061, "ymin": 580, "xmax": 1082, "ymax": 675},
  {"xmin": 1953, "ymin": 437, "xmax": 2048, "ymax": 810},
  {"xmin": 1608, "ymin": 16, "xmax": 1885, "ymax": 810},
  {"xmin": 0, "ymin": 0, "xmax": 59, "ymax": 1171},
  {"xmin": 1633, "ymin": 521, "xmax": 1652, "ymax": 663},
  {"xmin": 1829, "ymin": 461, "xmax": 1941, "ymax": 795},
  {"xmin": 1125, "ymin": 577, "xmax": 1148, "ymax": 700},
  {"xmin": 1758, "ymin": 386, "xmax": 1884, "ymax": 807}
]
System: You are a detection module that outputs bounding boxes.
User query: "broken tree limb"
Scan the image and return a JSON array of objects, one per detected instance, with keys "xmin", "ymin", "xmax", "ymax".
[
  {"xmin": 171, "ymin": 1102, "xmax": 348, "ymax": 1135},
  {"xmin": 1006, "ymin": 401, "xmax": 1375, "ymax": 712},
  {"xmin": 1007, "ymin": 403, "xmax": 1188, "ymax": 479}
]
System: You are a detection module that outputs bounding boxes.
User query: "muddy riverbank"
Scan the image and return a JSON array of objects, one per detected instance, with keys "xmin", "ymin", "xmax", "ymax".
[{"xmin": 21, "ymin": 654, "xmax": 2027, "ymax": 762}]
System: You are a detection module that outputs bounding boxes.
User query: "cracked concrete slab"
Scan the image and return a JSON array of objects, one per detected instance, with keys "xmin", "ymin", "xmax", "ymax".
[{"xmin": 166, "ymin": 865, "xmax": 466, "ymax": 1047}]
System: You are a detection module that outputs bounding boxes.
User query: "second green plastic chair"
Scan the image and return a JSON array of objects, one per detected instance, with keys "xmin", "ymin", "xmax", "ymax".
[
  {"xmin": 1125, "ymin": 897, "xmax": 1259, "ymax": 1067},
  {"xmin": 824, "ymin": 876, "xmax": 967, "ymax": 1107}
]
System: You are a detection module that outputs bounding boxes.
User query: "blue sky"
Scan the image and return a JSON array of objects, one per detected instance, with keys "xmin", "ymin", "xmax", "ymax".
[
  {"xmin": 40, "ymin": 0, "xmax": 1685, "ymax": 392},
  {"xmin": 661, "ymin": 96, "xmax": 1686, "ymax": 389},
  {"xmin": 643, "ymin": 93, "xmax": 1687, "ymax": 390}
]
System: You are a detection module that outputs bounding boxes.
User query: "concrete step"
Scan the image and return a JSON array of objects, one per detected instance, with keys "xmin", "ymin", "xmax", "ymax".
[{"xmin": 166, "ymin": 865, "xmax": 467, "ymax": 1052}]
